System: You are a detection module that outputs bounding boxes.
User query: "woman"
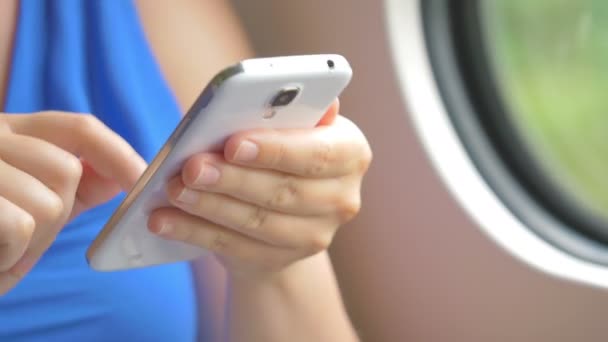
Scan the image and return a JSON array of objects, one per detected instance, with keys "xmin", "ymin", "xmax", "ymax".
[{"xmin": 0, "ymin": 1, "xmax": 371, "ymax": 341}]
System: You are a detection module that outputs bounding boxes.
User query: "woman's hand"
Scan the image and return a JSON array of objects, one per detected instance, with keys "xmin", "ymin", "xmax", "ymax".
[
  {"xmin": 0, "ymin": 112, "xmax": 146, "ymax": 294},
  {"xmin": 150, "ymin": 101, "xmax": 372, "ymax": 279}
]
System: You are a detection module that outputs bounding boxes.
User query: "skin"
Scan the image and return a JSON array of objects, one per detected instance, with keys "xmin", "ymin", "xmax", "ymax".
[{"xmin": 0, "ymin": 1, "xmax": 371, "ymax": 341}]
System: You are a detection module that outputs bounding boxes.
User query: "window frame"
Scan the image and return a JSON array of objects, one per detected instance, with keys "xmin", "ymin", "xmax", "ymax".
[
  {"xmin": 385, "ymin": 0, "xmax": 608, "ymax": 286},
  {"xmin": 422, "ymin": 1, "xmax": 608, "ymax": 263}
]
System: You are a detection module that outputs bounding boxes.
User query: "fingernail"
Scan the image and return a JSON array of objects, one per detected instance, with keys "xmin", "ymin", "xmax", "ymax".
[
  {"xmin": 155, "ymin": 223, "xmax": 174, "ymax": 236},
  {"xmin": 177, "ymin": 188, "xmax": 199, "ymax": 204},
  {"xmin": 195, "ymin": 164, "xmax": 221, "ymax": 186},
  {"xmin": 9, "ymin": 255, "xmax": 36, "ymax": 277},
  {"xmin": 234, "ymin": 140, "xmax": 259, "ymax": 162}
]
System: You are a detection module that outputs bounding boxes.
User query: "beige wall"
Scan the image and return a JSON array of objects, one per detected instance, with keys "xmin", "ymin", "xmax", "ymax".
[{"xmin": 231, "ymin": 1, "xmax": 608, "ymax": 341}]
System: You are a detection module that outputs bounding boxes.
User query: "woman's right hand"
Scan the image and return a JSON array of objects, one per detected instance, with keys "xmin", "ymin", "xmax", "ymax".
[{"xmin": 0, "ymin": 112, "xmax": 147, "ymax": 295}]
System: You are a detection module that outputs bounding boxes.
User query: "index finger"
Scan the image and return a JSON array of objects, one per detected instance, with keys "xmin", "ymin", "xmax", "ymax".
[
  {"xmin": 224, "ymin": 115, "xmax": 371, "ymax": 178},
  {"xmin": 6, "ymin": 112, "xmax": 147, "ymax": 190}
]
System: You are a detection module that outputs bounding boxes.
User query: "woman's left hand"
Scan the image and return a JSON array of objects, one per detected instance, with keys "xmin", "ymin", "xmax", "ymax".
[{"xmin": 148, "ymin": 101, "xmax": 372, "ymax": 279}]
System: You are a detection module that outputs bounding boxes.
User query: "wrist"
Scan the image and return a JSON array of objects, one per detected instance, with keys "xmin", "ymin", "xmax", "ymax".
[
  {"xmin": 224, "ymin": 252, "xmax": 359, "ymax": 342},
  {"xmin": 227, "ymin": 260, "xmax": 302, "ymax": 293}
]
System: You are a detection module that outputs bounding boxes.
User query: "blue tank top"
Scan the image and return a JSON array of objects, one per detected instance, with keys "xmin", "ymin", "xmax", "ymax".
[{"xmin": 0, "ymin": 1, "xmax": 198, "ymax": 340}]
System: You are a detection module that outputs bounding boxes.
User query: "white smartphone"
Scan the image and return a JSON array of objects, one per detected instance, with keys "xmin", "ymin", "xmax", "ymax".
[{"xmin": 86, "ymin": 54, "xmax": 353, "ymax": 271}]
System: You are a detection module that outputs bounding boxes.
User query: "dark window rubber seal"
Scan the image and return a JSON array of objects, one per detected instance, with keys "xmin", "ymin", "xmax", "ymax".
[{"xmin": 421, "ymin": 0, "xmax": 608, "ymax": 265}]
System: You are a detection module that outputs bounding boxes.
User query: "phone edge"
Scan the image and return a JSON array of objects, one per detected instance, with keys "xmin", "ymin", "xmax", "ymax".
[{"xmin": 85, "ymin": 63, "xmax": 245, "ymax": 267}]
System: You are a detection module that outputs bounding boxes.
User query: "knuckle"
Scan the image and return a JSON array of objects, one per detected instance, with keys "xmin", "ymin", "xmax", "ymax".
[
  {"xmin": 72, "ymin": 114, "xmax": 102, "ymax": 136},
  {"xmin": 41, "ymin": 193, "xmax": 65, "ymax": 223},
  {"xmin": 267, "ymin": 175, "xmax": 298, "ymax": 209},
  {"xmin": 306, "ymin": 139, "xmax": 334, "ymax": 177},
  {"xmin": 0, "ymin": 213, "xmax": 35, "ymax": 271},
  {"xmin": 336, "ymin": 194, "xmax": 362, "ymax": 223},
  {"xmin": 15, "ymin": 213, "xmax": 36, "ymax": 241},
  {"xmin": 358, "ymin": 143, "xmax": 373, "ymax": 173},
  {"xmin": 270, "ymin": 141, "xmax": 288, "ymax": 169},
  {"xmin": 241, "ymin": 206, "xmax": 269, "ymax": 231},
  {"xmin": 209, "ymin": 231, "xmax": 230, "ymax": 253},
  {"xmin": 57, "ymin": 154, "xmax": 83, "ymax": 185}
]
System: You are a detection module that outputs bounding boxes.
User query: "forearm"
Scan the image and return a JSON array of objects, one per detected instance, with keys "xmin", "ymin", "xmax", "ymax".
[{"xmin": 226, "ymin": 252, "xmax": 359, "ymax": 342}]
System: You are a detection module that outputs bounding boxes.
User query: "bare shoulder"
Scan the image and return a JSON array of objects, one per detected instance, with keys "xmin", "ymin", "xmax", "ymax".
[{"xmin": 134, "ymin": 0, "xmax": 253, "ymax": 112}]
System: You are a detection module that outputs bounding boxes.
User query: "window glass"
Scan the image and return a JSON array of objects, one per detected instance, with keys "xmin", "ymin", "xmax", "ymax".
[{"xmin": 482, "ymin": 1, "xmax": 608, "ymax": 222}]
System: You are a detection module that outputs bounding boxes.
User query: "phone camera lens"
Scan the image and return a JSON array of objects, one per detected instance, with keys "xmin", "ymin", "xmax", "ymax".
[
  {"xmin": 327, "ymin": 60, "xmax": 335, "ymax": 69},
  {"xmin": 270, "ymin": 87, "xmax": 300, "ymax": 107}
]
